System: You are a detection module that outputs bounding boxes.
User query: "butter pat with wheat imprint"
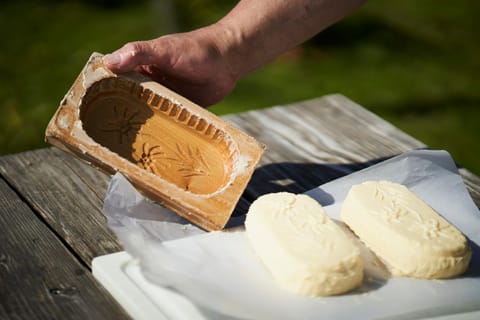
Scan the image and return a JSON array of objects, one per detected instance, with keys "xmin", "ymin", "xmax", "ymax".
[{"xmin": 341, "ymin": 181, "xmax": 471, "ymax": 279}]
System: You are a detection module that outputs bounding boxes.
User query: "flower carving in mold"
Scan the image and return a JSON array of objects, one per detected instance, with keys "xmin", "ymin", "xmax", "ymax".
[
  {"xmin": 101, "ymin": 105, "xmax": 144, "ymax": 144},
  {"xmin": 135, "ymin": 142, "xmax": 165, "ymax": 175}
]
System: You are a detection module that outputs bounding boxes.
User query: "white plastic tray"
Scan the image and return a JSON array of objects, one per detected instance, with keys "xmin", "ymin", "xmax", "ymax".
[
  {"xmin": 95, "ymin": 151, "xmax": 480, "ymax": 319},
  {"xmin": 92, "ymin": 251, "xmax": 208, "ymax": 320},
  {"xmin": 93, "ymin": 251, "xmax": 480, "ymax": 320}
]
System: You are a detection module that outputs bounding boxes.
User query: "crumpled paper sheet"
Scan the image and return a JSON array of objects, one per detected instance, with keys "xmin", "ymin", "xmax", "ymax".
[{"xmin": 103, "ymin": 150, "xmax": 480, "ymax": 320}]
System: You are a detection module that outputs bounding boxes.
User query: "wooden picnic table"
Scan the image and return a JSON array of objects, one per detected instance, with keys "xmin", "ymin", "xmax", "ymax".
[{"xmin": 0, "ymin": 94, "xmax": 479, "ymax": 319}]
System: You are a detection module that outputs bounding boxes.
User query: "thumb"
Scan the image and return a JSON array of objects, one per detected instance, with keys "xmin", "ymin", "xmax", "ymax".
[{"xmin": 103, "ymin": 41, "xmax": 158, "ymax": 72}]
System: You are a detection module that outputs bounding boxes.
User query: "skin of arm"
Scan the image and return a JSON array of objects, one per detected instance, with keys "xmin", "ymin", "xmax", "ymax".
[{"xmin": 104, "ymin": 0, "xmax": 366, "ymax": 106}]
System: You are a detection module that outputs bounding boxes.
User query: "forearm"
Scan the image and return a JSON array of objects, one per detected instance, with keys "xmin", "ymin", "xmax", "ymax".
[
  {"xmin": 103, "ymin": 0, "xmax": 365, "ymax": 106},
  {"xmin": 211, "ymin": 0, "xmax": 366, "ymax": 78}
]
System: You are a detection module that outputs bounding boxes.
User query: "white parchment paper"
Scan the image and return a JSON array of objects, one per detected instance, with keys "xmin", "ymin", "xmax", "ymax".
[{"xmin": 103, "ymin": 150, "xmax": 480, "ymax": 319}]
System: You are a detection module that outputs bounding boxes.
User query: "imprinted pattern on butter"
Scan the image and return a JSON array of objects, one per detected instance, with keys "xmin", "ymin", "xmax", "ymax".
[
  {"xmin": 371, "ymin": 184, "xmax": 456, "ymax": 240},
  {"xmin": 278, "ymin": 197, "xmax": 334, "ymax": 239},
  {"xmin": 101, "ymin": 105, "xmax": 144, "ymax": 144},
  {"xmin": 372, "ymin": 186, "xmax": 418, "ymax": 223},
  {"xmin": 420, "ymin": 219, "xmax": 453, "ymax": 240}
]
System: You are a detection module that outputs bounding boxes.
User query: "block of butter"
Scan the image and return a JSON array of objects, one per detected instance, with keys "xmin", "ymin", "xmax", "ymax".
[
  {"xmin": 245, "ymin": 192, "xmax": 363, "ymax": 296},
  {"xmin": 341, "ymin": 181, "xmax": 471, "ymax": 279}
]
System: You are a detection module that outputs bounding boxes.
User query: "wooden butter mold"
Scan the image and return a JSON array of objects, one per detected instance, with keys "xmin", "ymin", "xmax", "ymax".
[{"xmin": 45, "ymin": 52, "xmax": 264, "ymax": 231}]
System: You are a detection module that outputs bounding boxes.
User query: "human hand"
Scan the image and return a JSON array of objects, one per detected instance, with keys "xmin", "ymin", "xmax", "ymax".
[
  {"xmin": 103, "ymin": 0, "xmax": 365, "ymax": 106},
  {"xmin": 103, "ymin": 26, "xmax": 238, "ymax": 107}
]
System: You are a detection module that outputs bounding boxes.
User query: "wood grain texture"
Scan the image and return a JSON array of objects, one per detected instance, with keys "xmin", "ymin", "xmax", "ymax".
[
  {"xmin": 225, "ymin": 94, "xmax": 479, "ymax": 208},
  {"xmin": 0, "ymin": 178, "xmax": 130, "ymax": 320},
  {"xmin": 0, "ymin": 148, "xmax": 121, "ymax": 266},
  {"xmin": 459, "ymin": 168, "xmax": 480, "ymax": 208},
  {"xmin": 50, "ymin": 147, "xmax": 110, "ymax": 201},
  {"xmin": 224, "ymin": 94, "xmax": 426, "ymax": 200},
  {"xmin": 224, "ymin": 94, "xmax": 425, "ymax": 163}
]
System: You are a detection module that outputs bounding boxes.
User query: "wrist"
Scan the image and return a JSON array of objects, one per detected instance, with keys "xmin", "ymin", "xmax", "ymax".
[{"xmin": 205, "ymin": 21, "xmax": 250, "ymax": 81}]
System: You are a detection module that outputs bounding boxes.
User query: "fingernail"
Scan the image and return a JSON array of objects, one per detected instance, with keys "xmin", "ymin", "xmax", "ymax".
[{"xmin": 103, "ymin": 53, "xmax": 121, "ymax": 66}]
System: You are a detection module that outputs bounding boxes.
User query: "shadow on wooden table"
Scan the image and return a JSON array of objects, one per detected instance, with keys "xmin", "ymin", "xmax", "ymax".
[
  {"xmin": 244, "ymin": 156, "xmax": 391, "ymax": 202},
  {"xmin": 227, "ymin": 156, "xmax": 390, "ymax": 227}
]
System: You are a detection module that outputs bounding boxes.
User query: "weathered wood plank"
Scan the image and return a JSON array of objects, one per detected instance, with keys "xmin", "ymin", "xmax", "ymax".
[
  {"xmin": 224, "ymin": 94, "xmax": 425, "ymax": 164},
  {"xmin": 224, "ymin": 94, "xmax": 426, "ymax": 200},
  {"xmin": 225, "ymin": 94, "xmax": 479, "ymax": 208},
  {"xmin": 459, "ymin": 168, "xmax": 480, "ymax": 208},
  {"xmin": 0, "ymin": 177, "xmax": 130, "ymax": 320},
  {"xmin": 0, "ymin": 149, "xmax": 122, "ymax": 266},
  {"xmin": 50, "ymin": 147, "xmax": 110, "ymax": 201}
]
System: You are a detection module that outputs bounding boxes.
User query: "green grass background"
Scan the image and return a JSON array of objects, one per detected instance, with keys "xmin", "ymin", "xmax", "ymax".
[{"xmin": 1, "ymin": 0, "xmax": 478, "ymax": 174}]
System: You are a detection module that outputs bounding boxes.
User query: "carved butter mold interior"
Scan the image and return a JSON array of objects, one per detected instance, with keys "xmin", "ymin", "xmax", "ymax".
[{"xmin": 80, "ymin": 77, "xmax": 236, "ymax": 195}]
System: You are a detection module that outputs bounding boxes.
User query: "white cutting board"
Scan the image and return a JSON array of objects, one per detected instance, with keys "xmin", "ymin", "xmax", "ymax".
[
  {"xmin": 92, "ymin": 251, "xmax": 208, "ymax": 320},
  {"xmin": 95, "ymin": 150, "xmax": 480, "ymax": 320},
  {"xmin": 93, "ymin": 251, "xmax": 480, "ymax": 320}
]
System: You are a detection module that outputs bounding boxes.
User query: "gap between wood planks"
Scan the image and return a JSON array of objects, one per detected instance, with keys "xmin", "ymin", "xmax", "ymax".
[{"xmin": 0, "ymin": 172, "xmax": 92, "ymax": 272}]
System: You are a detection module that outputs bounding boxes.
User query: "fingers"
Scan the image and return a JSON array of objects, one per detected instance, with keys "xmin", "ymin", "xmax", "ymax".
[{"xmin": 103, "ymin": 41, "xmax": 160, "ymax": 72}]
